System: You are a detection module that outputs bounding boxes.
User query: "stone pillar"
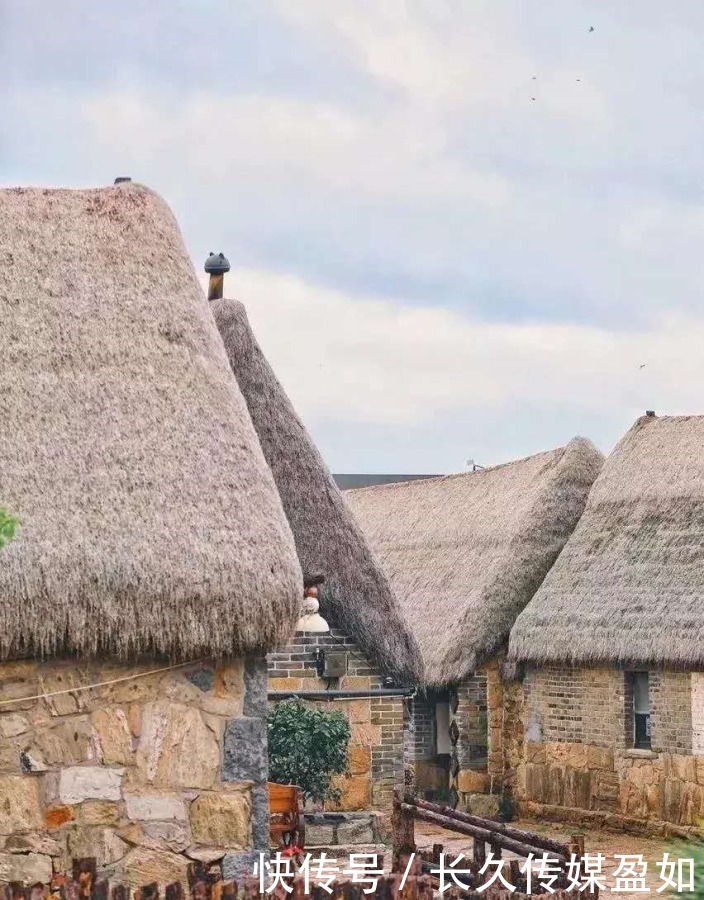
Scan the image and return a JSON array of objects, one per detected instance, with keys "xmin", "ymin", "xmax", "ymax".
[{"xmin": 222, "ymin": 655, "xmax": 269, "ymax": 881}]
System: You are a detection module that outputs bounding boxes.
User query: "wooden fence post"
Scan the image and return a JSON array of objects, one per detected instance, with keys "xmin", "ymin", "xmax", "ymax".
[{"xmin": 391, "ymin": 789, "xmax": 416, "ymax": 873}]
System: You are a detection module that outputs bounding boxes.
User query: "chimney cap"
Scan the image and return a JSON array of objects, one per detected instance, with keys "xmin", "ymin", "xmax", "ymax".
[
  {"xmin": 114, "ymin": 176, "xmax": 132, "ymax": 184},
  {"xmin": 204, "ymin": 251, "xmax": 231, "ymax": 275}
]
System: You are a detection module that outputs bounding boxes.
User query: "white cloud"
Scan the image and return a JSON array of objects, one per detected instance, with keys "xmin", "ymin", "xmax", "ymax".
[
  {"xmin": 213, "ymin": 266, "xmax": 704, "ymax": 435},
  {"xmin": 79, "ymin": 89, "xmax": 511, "ymax": 210}
]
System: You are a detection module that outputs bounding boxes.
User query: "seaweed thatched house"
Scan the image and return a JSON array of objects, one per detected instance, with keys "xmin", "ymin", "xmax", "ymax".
[
  {"xmin": 346, "ymin": 441, "xmax": 603, "ymax": 811},
  {"xmin": 509, "ymin": 414, "xmax": 704, "ymax": 833},
  {"xmin": 212, "ymin": 299, "xmax": 419, "ymax": 829},
  {"xmin": 0, "ymin": 185, "xmax": 302, "ymax": 885}
]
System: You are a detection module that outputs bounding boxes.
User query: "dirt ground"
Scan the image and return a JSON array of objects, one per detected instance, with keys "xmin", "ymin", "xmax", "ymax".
[{"xmin": 414, "ymin": 818, "xmax": 692, "ymax": 898}]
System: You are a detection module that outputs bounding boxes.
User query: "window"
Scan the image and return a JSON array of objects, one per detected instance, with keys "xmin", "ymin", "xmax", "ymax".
[
  {"xmin": 435, "ymin": 700, "xmax": 452, "ymax": 755},
  {"xmin": 631, "ymin": 672, "xmax": 651, "ymax": 749}
]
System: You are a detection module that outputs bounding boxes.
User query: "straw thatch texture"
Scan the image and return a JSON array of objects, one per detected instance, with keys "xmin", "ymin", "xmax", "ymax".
[
  {"xmin": 347, "ymin": 440, "xmax": 603, "ymax": 686},
  {"xmin": 0, "ymin": 184, "xmax": 302, "ymax": 661},
  {"xmin": 509, "ymin": 415, "xmax": 704, "ymax": 669},
  {"xmin": 212, "ymin": 299, "xmax": 420, "ymax": 681}
]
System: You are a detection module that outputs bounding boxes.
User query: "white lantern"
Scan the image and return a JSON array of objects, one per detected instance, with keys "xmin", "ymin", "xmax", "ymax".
[{"xmin": 295, "ymin": 586, "xmax": 330, "ymax": 633}]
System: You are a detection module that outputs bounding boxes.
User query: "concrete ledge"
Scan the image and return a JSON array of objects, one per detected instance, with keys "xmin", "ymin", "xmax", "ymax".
[{"xmin": 622, "ymin": 749, "xmax": 659, "ymax": 760}]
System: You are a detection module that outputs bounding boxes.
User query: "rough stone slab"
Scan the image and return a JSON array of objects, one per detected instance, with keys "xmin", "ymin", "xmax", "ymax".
[
  {"xmin": 329, "ymin": 774, "xmax": 370, "ymax": 811},
  {"xmin": 125, "ymin": 793, "xmax": 188, "ymax": 822},
  {"xmin": 53, "ymin": 766, "xmax": 124, "ymax": 804},
  {"xmin": 32, "ymin": 717, "xmax": 96, "ymax": 767},
  {"xmin": 305, "ymin": 823, "xmax": 335, "ymax": 845},
  {"xmin": 337, "ymin": 819, "xmax": 374, "ymax": 844},
  {"xmin": 68, "ymin": 826, "xmax": 129, "ymax": 866},
  {"xmin": 117, "ymin": 824, "xmax": 167, "ymax": 852},
  {"xmin": 187, "ymin": 668, "xmax": 215, "ymax": 693},
  {"xmin": 0, "ymin": 714, "xmax": 29, "ymax": 738},
  {"xmin": 189, "ymin": 792, "xmax": 251, "ymax": 847},
  {"xmin": 243, "ymin": 657, "xmax": 268, "ymax": 718},
  {"xmin": 77, "ymin": 800, "xmax": 122, "ymax": 826},
  {"xmin": 137, "ymin": 701, "xmax": 219, "ymax": 789},
  {"xmin": 92, "ymin": 708, "xmax": 134, "ymax": 765},
  {"xmin": 142, "ymin": 821, "xmax": 191, "ymax": 853},
  {"xmin": 467, "ymin": 793, "xmax": 500, "ymax": 818},
  {"xmin": 0, "ymin": 852, "xmax": 52, "ymax": 883},
  {"xmin": 5, "ymin": 832, "xmax": 63, "ymax": 856},
  {"xmin": 222, "ymin": 851, "xmax": 263, "ymax": 881},
  {"xmin": 0, "ymin": 776, "xmax": 43, "ymax": 834},
  {"xmin": 185, "ymin": 846, "xmax": 226, "ymax": 863},
  {"xmin": 222, "ymin": 717, "xmax": 267, "ymax": 782},
  {"xmin": 250, "ymin": 782, "xmax": 270, "ymax": 851},
  {"xmin": 115, "ymin": 847, "xmax": 189, "ymax": 889}
]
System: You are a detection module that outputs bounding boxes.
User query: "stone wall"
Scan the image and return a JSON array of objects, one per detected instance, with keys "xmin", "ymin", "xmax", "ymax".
[
  {"xmin": 456, "ymin": 674, "xmax": 488, "ymax": 771},
  {"xmin": 267, "ymin": 631, "xmax": 404, "ymax": 820},
  {"xmin": 0, "ymin": 656, "xmax": 269, "ymax": 886},
  {"xmin": 515, "ymin": 666, "xmax": 704, "ymax": 831},
  {"xmin": 404, "ymin": 672, "xmax": 492, "ymax": 804},
  {"xmin": 403, "ymin": 692, "xmax": 448, "ymax": 798}
]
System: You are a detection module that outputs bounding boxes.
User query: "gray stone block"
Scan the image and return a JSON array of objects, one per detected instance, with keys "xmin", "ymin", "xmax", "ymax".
[
  {"xmin": 468, "ymin": 793, "xmax": 500, "ymax": 818},
  {"xmin": 251, "ymin": 782, "xmax": 270, "ymax": 851},
  {"xmin": 222, "ymin": 851, "xmax": 265, "ymax": 881},
  {"xmin": 337, "ymin": 819, "xmax": 374, "ymax": 845},
  {"xmin": 244, "ymin": 656, "xmax": 268, "ymax": 718},
  {"xmin": 187, "ymin": 668, "xmax": 215, "ymax": 692},
  {"xmin": 305, "ymin": 823, "xmax": 335, "ymax": 845},
  {"xmin": 222, "ymin": 717, "xmax": 267, "ymax": 782}
]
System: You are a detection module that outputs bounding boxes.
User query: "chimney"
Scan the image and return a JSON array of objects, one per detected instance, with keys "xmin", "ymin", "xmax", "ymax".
[{"xmin": 204, "ymin": 252, "xmax": 230, "ymax": 301}]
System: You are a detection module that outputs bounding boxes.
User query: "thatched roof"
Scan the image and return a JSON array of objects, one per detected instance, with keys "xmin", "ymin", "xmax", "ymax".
[
  {"xmin": 509, "ymin": 414, "xmax": 704, "ymax": 669},
  {"xmin": 212, "ymin": 299, "xmax": 420, "ymax": 681},
  {"xmin": 0, "ymin": 184, "xmax": 302, "ymax": 661},
  {"xmin": 346, "ymin": 440, "xmax": 603, "ymax": 686}
]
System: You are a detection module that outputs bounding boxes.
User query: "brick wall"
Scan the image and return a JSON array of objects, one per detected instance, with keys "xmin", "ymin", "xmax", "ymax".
[
  {"xmin": 404, "ymin": 693, "xmax": 436, "ymax": 762},
  {"xmin": 370, "ymin": 696, "xmax": 405, "ymax": 813},
  {"xmin": 268, "ymin": 630, "xmax": 404, "ymax": 820},
  {"xmin": 515, "ymin": 665, "xmax": 704, "ymax": 829},
  {"xmin": 524, "ymin": 666, "xmax": 627, "ymax": 748},
  {"xmin": 454, "ymin": 674, "xmax": 487, "ymax": 770},
  {"xmin": 650, "ymin": 672, "xmax": 692, "ymax": 754},
  {"xmin": 692, "ymin": 674, "xmax": 704, "ymax": 755}
]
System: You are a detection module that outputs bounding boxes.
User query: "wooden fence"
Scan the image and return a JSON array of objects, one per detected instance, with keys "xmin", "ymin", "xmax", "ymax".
[
  {"xmin": 392, "ymin": 792, "xmax": 595, "ymax": 899},
  {"xmin": 0, "ymin": 857, "xmax": 438, "ymax": 900}
]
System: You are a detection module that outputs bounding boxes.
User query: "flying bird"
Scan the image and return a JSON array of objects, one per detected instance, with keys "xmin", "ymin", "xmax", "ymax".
[
  {"xmin": 588, "ymin": 25, "xmax": 595, "ymax": 32},
  {"xmin": 639, "ymin": 364, "xmax": 647, "ymax": 369}
]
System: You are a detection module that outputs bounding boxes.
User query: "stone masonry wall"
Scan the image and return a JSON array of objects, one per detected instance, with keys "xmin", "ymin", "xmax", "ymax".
[
  {"xmin": 405, "ymin": 673, "xmax": 491, "ymax": 803},
  {"xmin": 516, "ymin": 666, "xmax": 704, "ymax": 830},
  {"xmin": 403, "ymin": 692, "xmax": 448, "ymax": 798},
  {"xmin": 0, "ymin": 656, "xmax": 269, "ymax": 887},
  {"xmin": 404, "ymin": 694, "xmax": 435, "ymax": 763},
  {"xmin": 456, "ymin": 674, "xmax": 488, "ymax": 771},
  {"xmin": 268, "ymin": 631, "xmax": 404, "ymax": 821}
]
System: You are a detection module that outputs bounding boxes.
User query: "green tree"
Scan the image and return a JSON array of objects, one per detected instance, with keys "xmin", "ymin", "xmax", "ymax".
[
  {"xmin": 0, "ymin": 508, "xmax": 18, "ymax": 550},
  {"xmin": 268, "ymin": 699, "xmax": 351, "ymax": 804}
]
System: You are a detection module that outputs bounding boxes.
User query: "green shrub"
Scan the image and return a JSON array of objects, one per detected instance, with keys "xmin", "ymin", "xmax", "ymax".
[
  {"xmin": 0, "ymin": 508, "xmax": 18, "ymax": 550},
  {"xmin": 268, "ymin": 699, "xmax": 351, "ymax": 804},
  {"xmin": 668, "ymin": 841, "xmax": 704, "ymax": 897}
]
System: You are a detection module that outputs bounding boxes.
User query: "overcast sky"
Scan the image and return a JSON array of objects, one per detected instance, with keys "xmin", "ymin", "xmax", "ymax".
[{"xmin": 3, "ymin": 1, "xmax": 704, "ymax": 472}]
